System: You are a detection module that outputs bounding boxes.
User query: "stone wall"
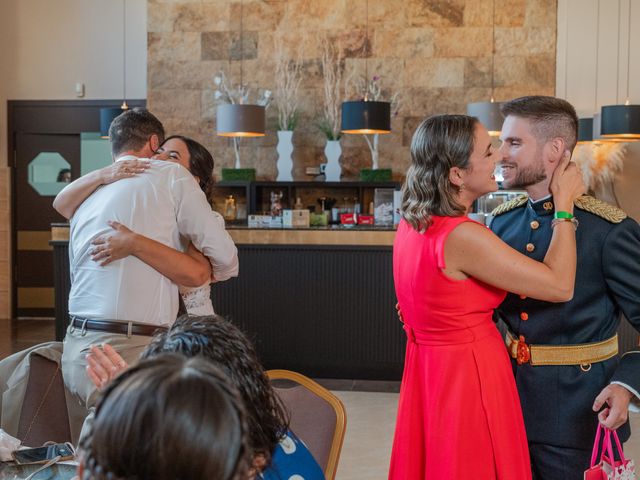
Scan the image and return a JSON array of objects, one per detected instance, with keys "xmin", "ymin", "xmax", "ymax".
[{"xmin": 147, "ymin": 0, "xmax": 557, "ymax": 181}]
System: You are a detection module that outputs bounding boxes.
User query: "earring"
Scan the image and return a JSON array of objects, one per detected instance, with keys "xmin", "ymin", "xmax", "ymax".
[{"xmin": 459, "ymin": 183, "xmax": 466, "ymax": 191}]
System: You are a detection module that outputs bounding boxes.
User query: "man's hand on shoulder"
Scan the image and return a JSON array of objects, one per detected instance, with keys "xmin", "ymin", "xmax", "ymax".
[{"xmin": 593, "ymin": 383, "xmax": 634, "ymax": 429}]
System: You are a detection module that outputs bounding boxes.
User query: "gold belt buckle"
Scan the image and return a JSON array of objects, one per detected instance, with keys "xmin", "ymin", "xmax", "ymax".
[{"xmin": 516, "ymin": 335, "xmax": 531, "ymax": 365}]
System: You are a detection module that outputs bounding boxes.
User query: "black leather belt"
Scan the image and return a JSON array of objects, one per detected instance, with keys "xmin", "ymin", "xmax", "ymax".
[{"xmin": 69, "ymin": 316, "xmax": 167, "ymax": 337}]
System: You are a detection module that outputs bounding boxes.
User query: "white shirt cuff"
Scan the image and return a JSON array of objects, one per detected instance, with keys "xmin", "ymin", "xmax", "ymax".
[{"xmin": 611, "ymin": 381, "xmax": 640, "ymax": 413}]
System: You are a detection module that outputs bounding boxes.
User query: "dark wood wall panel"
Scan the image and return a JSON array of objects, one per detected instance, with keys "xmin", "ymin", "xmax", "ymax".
[
  {"xmin": 9, "ymin": 100, "xmax": 145, "ymax": 318},
  {"xmin": 51, "ymin": 240, "xmax": 71, "ymax": 341}
]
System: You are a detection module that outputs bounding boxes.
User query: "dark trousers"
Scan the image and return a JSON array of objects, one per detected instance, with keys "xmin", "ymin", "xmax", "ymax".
[{"xmin": 530, "ymin": 443, "xmax": 593, "ymax": 480}]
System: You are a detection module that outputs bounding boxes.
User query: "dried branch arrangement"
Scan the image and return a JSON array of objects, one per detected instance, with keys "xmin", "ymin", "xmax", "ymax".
[
  {"xmin": 318, "ymin": 36, "xmax": 344, "ymax": 141},
  {"xmin": 573, "ymin": 141, "xmax": 627, "ymax": 191},
  {"xmin": 344, "ymin": 70, "xmax": 401, "ymax": 112},
  {"xmin": 274, "ymin": 36, "xmax": 303, "ymax": 131},
  {"xmin": 213, "ymin": 71, "xmax": 272, "ymax": 107}
]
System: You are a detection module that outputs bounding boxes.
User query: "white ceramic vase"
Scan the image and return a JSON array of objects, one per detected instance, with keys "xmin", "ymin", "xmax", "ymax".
[
  {"xmin": 370, "ymin": 133, "xmax": 379, "ymax": 170},
  {"xmin": 324, "ymin": 139, "xmax": 342, "ymax": 182},
  {"xmin": 276, "ymin": 130, "xmax": 294, "ymax": 181}
]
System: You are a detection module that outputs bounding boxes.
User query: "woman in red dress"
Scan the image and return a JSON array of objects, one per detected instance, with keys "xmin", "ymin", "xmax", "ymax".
[{"xmin": 389, "ymin": 115, "xmax": 585, "ymax": 479}]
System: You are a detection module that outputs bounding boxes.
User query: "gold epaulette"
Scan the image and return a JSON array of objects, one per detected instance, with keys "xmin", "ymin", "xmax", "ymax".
[
  {"xmin": 574, "ymin": 195, "xmax": 627, "ymax": 223},
  {"xmin": 491, "ymin": 194, "xmax": 529, "ymax": 217}
]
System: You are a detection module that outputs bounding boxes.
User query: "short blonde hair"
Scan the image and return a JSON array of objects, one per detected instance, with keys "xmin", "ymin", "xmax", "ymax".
[
  {"xmin": 501, "ymin": 96, "xmax": 578, "ymax": 151},
  {"xmin": 401, "ymin": 114, "xmax": 478, "ymax": 232}
]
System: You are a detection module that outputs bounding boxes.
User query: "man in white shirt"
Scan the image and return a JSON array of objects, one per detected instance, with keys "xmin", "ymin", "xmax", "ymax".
[{"xmin": 61, "ymin": 108, "xmax": 238, "ymax": 424}]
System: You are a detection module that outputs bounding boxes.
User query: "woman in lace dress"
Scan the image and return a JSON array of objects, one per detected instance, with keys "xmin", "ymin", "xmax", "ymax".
[{"xmin": 53, "ymin": 135, "xmax": 220, "ymax": 315}]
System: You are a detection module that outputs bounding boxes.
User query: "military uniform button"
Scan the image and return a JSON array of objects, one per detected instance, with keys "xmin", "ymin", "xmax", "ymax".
[
  {"xmin": 520, "ymin": 312, "xmax": 529, "ymax": 321},
  {"xmin": 526, "ymin": 243, "xmax": 535, "ymax": 252},
  {"xmin": 530, "ymin": 220, "xmax": 540, "ymax": 230}
]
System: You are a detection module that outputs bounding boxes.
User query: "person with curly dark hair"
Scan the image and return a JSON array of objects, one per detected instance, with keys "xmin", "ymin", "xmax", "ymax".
[
  {"xmin": 158, "ymin": 135, "xmax": 215, "ymax": 200},
  {"xmin": 54, "ymin": 134, "xmax": 223, "ymax": 316},
  {"xmin": 78, "ymin": 354, "xmax": 250, "ymax": 480},
  {"xmin": 86, "ymin": 315, "xmax": 325, "ymax": 480}
]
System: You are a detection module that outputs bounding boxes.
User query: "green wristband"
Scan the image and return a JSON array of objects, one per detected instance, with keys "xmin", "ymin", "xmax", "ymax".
[{"xmin": 554, "ymin": 211, "xmax": 574, "ymax": 220}]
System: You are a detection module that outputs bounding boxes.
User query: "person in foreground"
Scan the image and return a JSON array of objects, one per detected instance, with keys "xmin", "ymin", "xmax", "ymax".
[
  {"xmin": 54, "ymin": 134, "xmax": 221, "ymax": 315},
  {"xmin": 86, "ymin": 315, "xmax": 325, "ymax": 480},
  {"xmin": 389, "ymin": 114, "xmax": 584, "ymax": 479},
  {"xmin": 77, "ymin": 354, "xmax": 250, "ymax": 480},
  {"xmin": 491, "ymin": 96, "xmax": 640, "ymax": 479}
]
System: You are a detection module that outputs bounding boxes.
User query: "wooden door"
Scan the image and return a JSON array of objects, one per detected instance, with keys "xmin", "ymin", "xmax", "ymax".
[
  {"xmin": 14, "ymin": 133, "xmax": 78, "ymax": 317},
  {"xmin": 8, "ymin": 100, "xmax": 145, "ymax": 319}
]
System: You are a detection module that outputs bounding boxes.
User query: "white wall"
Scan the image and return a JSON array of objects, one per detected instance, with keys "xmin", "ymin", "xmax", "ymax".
[
  {"xmin": 557, "ymin": 0, "xmax": 640, "ymax": 221},
  {"xmin": 0, "ymin": 0, "xmax": 147, "ymax": 318},
  {"xmin": 557, "ymin": 0, "xmax": 640, "ymax": 117},
  {"xmin": 0, "ymin": 0, "xmax": 147, "ymax": 167}
]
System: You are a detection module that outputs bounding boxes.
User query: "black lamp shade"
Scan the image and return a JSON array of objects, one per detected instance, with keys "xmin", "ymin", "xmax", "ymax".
[
  {"xmin": 216, "ymin": 104, "xmax": 266, "ymax": 137},
  {"xmin": 466, "ymin": 101, "xmax": 503, "ymax": 136},
  {"xmin": 577, "ymin": 117, "xmax": 593, "ymax": 143},
  {"xmin": 341, "ymin": 101, "xmax": 391, "ymax": 134},
  {"xmin": 600, "ymin": 104, "xmax": 640, "ymax": 139},
  {"xmin": 100, "ymin": 107, "xmax": 125, "ymax": 138}
]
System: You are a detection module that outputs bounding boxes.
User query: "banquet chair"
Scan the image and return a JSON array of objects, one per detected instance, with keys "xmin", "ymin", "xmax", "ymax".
[
  {"xmin": 267, "ymin": 369, "xmax": 346, "ymax": 480},
  {"xmin": 17, "ymin": 353, "xmax": 72, "ymax": 446}
]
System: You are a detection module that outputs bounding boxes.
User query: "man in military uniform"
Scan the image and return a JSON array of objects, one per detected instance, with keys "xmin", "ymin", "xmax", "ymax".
[{"xmin": 490, "ymin": 95, "xmax": 640, "ymax": 479}]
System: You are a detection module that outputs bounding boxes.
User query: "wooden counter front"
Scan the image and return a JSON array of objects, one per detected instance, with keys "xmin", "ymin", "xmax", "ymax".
[
  {"xmin": 54, "ymin": 224, "xmax": 396, "ymax": 246},
  {"xmin": 227, "ymin": 227, "xmax": 395, "ymax": 246}
]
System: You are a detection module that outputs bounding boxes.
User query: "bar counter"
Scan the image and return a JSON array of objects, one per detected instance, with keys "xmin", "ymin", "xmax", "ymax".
[{"xmin": 51, "ymin": 224, "xmax": 405, "ymax": 380}]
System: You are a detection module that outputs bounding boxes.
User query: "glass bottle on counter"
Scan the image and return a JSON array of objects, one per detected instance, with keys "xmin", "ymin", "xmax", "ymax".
[{"xmin": 223, "ymin": 195, "xmax": 237, "ymax": 221}]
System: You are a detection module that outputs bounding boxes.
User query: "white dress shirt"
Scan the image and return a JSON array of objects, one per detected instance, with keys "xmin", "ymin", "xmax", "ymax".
[{"xmin": 68, "ymin": 156, "xmax": 238, "ymax": 326}]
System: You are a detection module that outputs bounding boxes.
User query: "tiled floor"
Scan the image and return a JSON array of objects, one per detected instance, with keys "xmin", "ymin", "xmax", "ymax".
[
  {"xmin": 332, "ymin": 391, "xmax": 640, "ymax": 480},
  {"xmin": 333, "ymin": 391, "xmax": 397, "ymax": 480},
  {"xmin": 2, "ymin": 319, "xmax": 640, "ymax": 480}
]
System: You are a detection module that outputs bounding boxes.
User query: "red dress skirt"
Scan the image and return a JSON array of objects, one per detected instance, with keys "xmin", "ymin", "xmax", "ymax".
[{"xmin": 389, "ymin": 216, "xmax": 531, "ymax": 479}]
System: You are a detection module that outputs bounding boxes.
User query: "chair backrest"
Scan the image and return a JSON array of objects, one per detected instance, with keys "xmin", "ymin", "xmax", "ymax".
[
  {"xmin": 267, "ymin": 369, "xmax": 346, "ymax": 480},
  {"xmin": 17, "ymin": 353, "xmax": 71, "ymax": 446}
]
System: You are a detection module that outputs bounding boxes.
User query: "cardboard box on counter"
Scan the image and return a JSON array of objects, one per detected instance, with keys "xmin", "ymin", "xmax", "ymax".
[
  {"xmin": 340, "ymin": 213, "xmax": 357, "ymax": 225},
  {"xmin": 283, "ymin": 209, "xmax": 310, "ymax": 228},
  {"xmin": 248, "ymin": 215, "xmax": 272, "ymax": 228},
  {"xmin": 358, "ymin": 214, "xmax": 374, "ymax": 225}
]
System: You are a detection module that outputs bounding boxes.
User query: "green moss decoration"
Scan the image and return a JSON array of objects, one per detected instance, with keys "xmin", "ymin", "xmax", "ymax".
[
  {"xmin": 222, "ymin": 168, "xmax": 256, "ymax": 182},
  {"xmin": 360, "ymin": 168, "xmax": 392, "ymax": 182}
]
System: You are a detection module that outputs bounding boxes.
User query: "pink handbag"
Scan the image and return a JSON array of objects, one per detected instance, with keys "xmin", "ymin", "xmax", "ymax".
[{"xmin": 584, "ymin": 424, "xmax": 636, "ymax": 480}]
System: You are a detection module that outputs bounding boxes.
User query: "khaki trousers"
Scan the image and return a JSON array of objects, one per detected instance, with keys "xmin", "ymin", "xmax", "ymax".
[
  {"xmin": 0, "ymin": 341, "xmax": 86, "ymax": 444},
  {"xmin": 61, "ymin": 324, "xmax": 152, "ymax": 443}
]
